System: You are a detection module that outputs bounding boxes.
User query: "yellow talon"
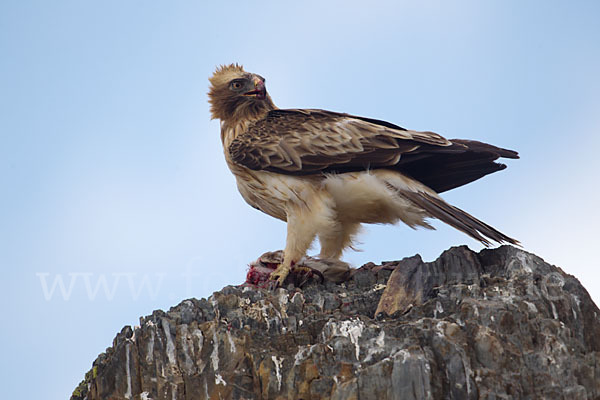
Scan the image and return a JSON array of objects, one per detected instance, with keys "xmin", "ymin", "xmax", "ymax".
[
  {"xmin": 269, "ymin": 264, "xmax": 291, "ymax": 286},
  {"xmin": 291, "ymin": 266, "xmax": 313, "ymax": 274}
]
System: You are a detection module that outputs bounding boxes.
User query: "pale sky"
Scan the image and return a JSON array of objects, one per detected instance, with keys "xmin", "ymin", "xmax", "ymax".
[{"xmin": 1, "ymin": 1, "xmax": 599, "ymax": 398}]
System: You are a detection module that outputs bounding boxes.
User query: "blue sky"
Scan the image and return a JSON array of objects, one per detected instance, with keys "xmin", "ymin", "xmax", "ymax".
[{"xmin": 1, "ymin": 1, "xmax": 599, "ymax": 398}]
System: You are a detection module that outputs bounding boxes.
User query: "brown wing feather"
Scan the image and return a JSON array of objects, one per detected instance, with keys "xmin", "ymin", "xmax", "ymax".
[
  {"xmin": 229, "ymin": 109, "xmax": 454, "ymax": 173},
  {"xmin": 229, "ymin": 109, "xmax": 518, "ymax": 193}
]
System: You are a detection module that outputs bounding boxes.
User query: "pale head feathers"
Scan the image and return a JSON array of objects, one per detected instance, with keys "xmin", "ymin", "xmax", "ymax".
[
  {"xmin": 208, "ymin": 63, "xmax": 275, "ymax": 122},
  {"xmin": 208, "ymin": 63, "xmax": 246, "ymax": 89}
]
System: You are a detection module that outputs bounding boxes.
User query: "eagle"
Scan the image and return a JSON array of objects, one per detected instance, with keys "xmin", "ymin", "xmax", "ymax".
[{"xmin": 208, "ymin": 63, "xmax": 518, "ymax": 286}]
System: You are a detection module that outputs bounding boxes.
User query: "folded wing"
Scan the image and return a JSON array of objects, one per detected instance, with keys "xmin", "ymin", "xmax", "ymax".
[{"xmin": 229, "ymin": 109, "xmax": 518, "ymax": 193}]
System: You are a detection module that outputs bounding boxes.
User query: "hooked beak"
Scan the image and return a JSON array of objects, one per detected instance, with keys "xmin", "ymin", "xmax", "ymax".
[{"xmin": 243, "ymin": 76, "xmax": 266, "ymax": 100}]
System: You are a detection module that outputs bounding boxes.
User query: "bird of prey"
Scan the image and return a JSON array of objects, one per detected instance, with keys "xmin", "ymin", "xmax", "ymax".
[{"xmin": 208, "ymin": 63, "xmax": 519, "ymax": 286}]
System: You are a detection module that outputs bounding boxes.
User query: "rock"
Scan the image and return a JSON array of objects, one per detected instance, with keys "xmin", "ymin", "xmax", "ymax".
[{"xmin": 71, "ymin": 246, "xmax": 600, "ymax": 400}]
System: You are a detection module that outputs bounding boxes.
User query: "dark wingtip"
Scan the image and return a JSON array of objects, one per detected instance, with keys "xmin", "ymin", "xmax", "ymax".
[
  {"xmin": 501, "ymin": 149, "xmax": 519, "ymax": 159},
  {"xmin": 498, "ymin": 234, "xmax": 521, "ymax": 246}
]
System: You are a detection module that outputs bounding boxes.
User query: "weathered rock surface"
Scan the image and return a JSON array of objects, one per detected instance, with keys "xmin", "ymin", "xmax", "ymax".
[{"xmin": 72, "ymin": 246, "xmax": 600, "ymax": 400}]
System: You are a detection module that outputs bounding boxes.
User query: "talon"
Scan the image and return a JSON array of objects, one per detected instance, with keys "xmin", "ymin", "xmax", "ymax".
[
  {"xmin": 269, "ymin": 263, "xmax": 292, "ymax": 286},
  {"xmin": 292, "ymin": 265, "xmax": 325, "ymax": 286},
  {"xmin": 292, "ymin": 266, "xmax": 313, "ymax": 274},
  {"xmin": 266, "ymin": 280, "xmax": 278, "ymax": 291}
]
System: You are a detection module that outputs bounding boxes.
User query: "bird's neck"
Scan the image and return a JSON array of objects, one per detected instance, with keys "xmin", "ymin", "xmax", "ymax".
[
  {"xmin": 220, "ymin": 98, "xmax": 276, "ymax": 147},
  {"xmin": 221, "ymin": 120, "xmax": 250, "ymax": 150}
]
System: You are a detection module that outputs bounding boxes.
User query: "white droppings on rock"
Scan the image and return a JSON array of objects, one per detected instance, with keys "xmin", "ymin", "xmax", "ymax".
[
  {"xmin": 375, "ymin": 330, "xmax": 385, "ymax": 347},
  {"xmin": 210, "ymin": 327, "xmax": 227, "ymax": 386},
  {"xmin": 434, "ymin": 321, "xmax": 447, "ymax": 338},
  {"xmin": 294, "ymin": 345, "xmax": 313, "ymax": 366},
  {"xmin": 140, "ymin": 391, "xmax": 152, "ymax": 400},
  {"xmin": 124, "ymin": 343, "xmax": 132, "ymax": 399},
  {"xmin": 226, "ymin": 330, "xmax": 236, "ymax": 354},
  {"xmin": 291, "ymin": 292, "xmax": 305, "ymax": 305},
  {"xmin": 570, "ymin": 294, "xmax": 582, "ymax": 323},
  {"xmin": 179, "ymin": 324, "xmax": 195, "ymax": 374},
  {"xmin": 215, "ymin": 373, "xmax": 227, "ymax": 386},
  {"xmin": 193, "ymin": 328, "xmax": 204, "ymax": 352},
  {"xmin": 364, "ymin": 329, "xmax": 386, "ymax": 362},
  {"xmin": 272, "ymin": 355, "xmax": 284, "ymax": 391},
  {"xmin": 323, "ymin": 318, "xmax": 364, "ymax": 361},
  {"xmin": 162, "ymin": 318, "xmax": 177, "ymax": 366},
  {"xmin": 210, "ymin": 296, "xmax": 220, "ymax": 319},
  {"xmin": 276, "ymin": 289, "xmax": 289, "ymax": 308},
  {"xmin": 524, "ymin": 301, "xmax": 538, "ymax": 313},
  {"xmin": 395, "ymin": 348, "xmax": 410, "ymax": 363},
  {"xmin": 262, "ymin": 309, "xmax": 271, "ymax": 330},
  {"xmin": 372, "ymin": 283, "xmax": 386, "ymax": 291},
  {"xmin": 211, "ymin": 328, "xmax": 220, "ymax": 372},
  {"xmin": 551, "ymin": 302, "xmax": 559, "ymax": 320},
  {"xmin": 192, "ymin": 328, "xmax": 205, "ymax": 373},
  {"xmin": 171, "ymin": 383, "xmax": 177, "ymax": 400},
  {"xmin": 434, "ymin": 301, "xmax": 444, "ymax": 318},
  {"xmin": 146, "ymin": 327, "xmax": 155, "ymax": 363}
]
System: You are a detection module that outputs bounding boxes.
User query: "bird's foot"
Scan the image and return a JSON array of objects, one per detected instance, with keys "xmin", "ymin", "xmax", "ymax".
[
  {"xmin": 291, "ymin": 266, "xmax": 313, "ymax": 275},
  {"xmin": 292, "ymin": 266, "xmax": 324, "ymax": 286},
  {"xmin": 269, "ymin": 263, "xmax": 292, "ymax": 286}
]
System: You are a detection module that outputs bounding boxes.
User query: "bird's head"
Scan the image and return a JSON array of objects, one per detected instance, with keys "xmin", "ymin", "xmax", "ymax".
[{"xmin": 208, "ymin": 64, "xmax": 274, "ymax": 121}]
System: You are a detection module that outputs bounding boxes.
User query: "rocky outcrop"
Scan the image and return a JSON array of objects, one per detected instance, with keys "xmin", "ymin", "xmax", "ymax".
[{"xmin": 72, "ymin": 246, "xmax": 600, "ymax": 400}]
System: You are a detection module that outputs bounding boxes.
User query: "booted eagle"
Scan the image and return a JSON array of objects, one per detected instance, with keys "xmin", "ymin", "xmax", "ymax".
[{"xmin": 208, "ymin": 64, "xmax": 518, "ymax": 285}]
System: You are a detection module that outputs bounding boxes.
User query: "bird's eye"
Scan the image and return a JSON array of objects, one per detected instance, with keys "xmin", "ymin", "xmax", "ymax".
[{"xmin": 230, "ymin": 80, "xmax": 243, "ymax": 90}]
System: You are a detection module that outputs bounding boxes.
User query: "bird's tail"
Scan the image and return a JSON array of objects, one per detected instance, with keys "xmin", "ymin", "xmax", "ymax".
[{"xmin": 400, "ymin": 190, "xmax": 519, "ymax": 246}]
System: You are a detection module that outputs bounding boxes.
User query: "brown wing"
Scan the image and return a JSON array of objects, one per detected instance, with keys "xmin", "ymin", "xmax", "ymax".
[
  {"xmin": 229, "ymin": 109, "xmax": 456, "ymax": 171},
  {"xmin": 229, "ymin": 109, "xmax": 518, "ymax": 193}
]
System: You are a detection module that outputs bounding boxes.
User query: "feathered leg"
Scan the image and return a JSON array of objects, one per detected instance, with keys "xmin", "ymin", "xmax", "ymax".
[
  {"xmin": 270, "ymin": 211, "xmax": 318, "ymax": 285},
  {"xmin": 270, "ymin": 194, "xmax": 337, "ymax": 286},
  {"xmin": 318, "ymin": 222, "xmax": 361, "ymax": 259}
]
